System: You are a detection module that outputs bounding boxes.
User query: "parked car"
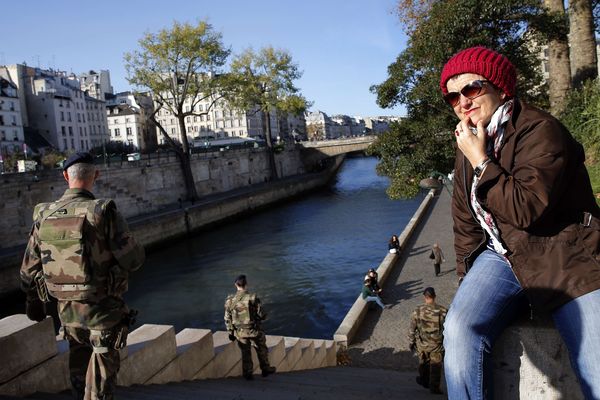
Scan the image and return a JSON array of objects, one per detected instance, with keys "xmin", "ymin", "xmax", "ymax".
[{"xmin": 127, "ymin": 152, "xmax": 141, "ymax": 161}]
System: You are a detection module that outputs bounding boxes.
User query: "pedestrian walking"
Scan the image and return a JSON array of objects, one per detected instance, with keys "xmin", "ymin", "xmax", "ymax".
[{"xmin": 429, "ymin": 243, "xmax": 445, "ymax": 276}]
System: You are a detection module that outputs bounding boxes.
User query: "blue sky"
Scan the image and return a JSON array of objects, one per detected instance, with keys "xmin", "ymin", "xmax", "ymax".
[{"xmin": 0, "ymin": 0, "xmax": 408, "ymax": 116}]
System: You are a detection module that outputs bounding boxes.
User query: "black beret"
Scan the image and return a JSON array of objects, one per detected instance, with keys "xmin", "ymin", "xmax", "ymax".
[
  {"xmin": 63, "ymin": 152, "xmax": 94, "ymax": 171},
  {"xmin": 235, "ymin": 274, "xmax": 247, "ymax": 286},
  {"xmin": 423, "ymin": 287, "xmax": 436, "ymax": 297}
]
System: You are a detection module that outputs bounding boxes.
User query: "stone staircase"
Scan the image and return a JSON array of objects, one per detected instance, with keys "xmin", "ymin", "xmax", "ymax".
[{"xmin": 0, "ymin": 315, "xmax": 338, "ymax": 399}]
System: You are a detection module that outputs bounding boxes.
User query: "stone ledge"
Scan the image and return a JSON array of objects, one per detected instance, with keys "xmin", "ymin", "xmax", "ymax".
[
  {"xmin": 333, "ymin": 189, "xmax": 436, "ymax": 347},
  {"xmin": 493, "ymin": 317, "xmax": 584, "ymax": 399}
]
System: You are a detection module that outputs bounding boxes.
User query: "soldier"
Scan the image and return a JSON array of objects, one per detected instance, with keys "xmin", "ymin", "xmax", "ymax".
[
  {"xmin": 408, "ymin": 287, "xmax": 447, "ymax": 395},
  {"xmin": 224, "ymin": 274, "xmax": 276, "ymax": 380},
  {"xmin": 20, "ymin": 152, "xmax": 145, "ymax": 400}
]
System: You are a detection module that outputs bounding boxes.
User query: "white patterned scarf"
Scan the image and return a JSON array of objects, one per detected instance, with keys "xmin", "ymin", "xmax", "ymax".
[{"xmin": 470, "ymin": 99, "xmax": 514, "ymax": 254}]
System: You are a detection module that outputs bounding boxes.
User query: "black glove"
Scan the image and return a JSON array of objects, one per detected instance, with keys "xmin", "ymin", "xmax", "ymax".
[
  {"xmin": 228, "ymin": 333, "xmax": 236, "ymax": 342},
  {"xmin": 26, "ymin": 298, "xmax": 46, "ymax": 322}
]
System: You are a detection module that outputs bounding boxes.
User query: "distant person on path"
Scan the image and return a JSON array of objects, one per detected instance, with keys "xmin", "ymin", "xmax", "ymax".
[
  {"xmin": 20, "ymin": 152, "xmax": 145, "ymax": 400},
  {"xmin": 388, "ymin": 234, "xmax": 401, "ymax": 253},
  {"xmin": 408, "ymin": 287, "xmax": 447, "ymax": 395},
  {"xmin": 440, "ymin": 46, "xmax": 600, "ymax": 399},
  {"xmin": 429, "ymin": 243, "xmax": 445, "ymax": 276},
  {"xmin": 361, "ymin": 277, "xmax": 386, "ymax": 309},
  {"xmin": 224, "ymin": 274, "xmax": 276, "ymax": 380}
]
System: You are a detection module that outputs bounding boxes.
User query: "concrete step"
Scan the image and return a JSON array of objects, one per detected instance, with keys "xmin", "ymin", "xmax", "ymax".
[
  {"xmin": 295, "ymin": 338, "xmax": 315, "ymax": 370},
  {"xmin": 117, "ymin": 324, "xmax": 177, "ymax": 387},
  {"xmin": 324, "ymin": 339, "xmax": 337, "ymax": 367},
  {"xmin": 204, "ymin": 331, "xmax": 241, "ymax": 379},
  {"xmin": 278, "ymin": 337, "xmax": 302, "ymax": 372},
  {"xmin": 0, "ymin": 317, "xmax": 69, "ymax": 398},
  {"xmin": 145, "ymin": 328, "xmax": 213, "ymax": 384},
  {"xmin": 249, "ymin": 334, "xmax": 284, "ymax": 374},
  {"xmin": 311, "ymin": 339, "xmax": 327, "ymax": 368}
]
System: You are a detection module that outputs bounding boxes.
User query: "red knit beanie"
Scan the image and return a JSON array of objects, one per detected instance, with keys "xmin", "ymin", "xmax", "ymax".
[{"xmin": 440, "ymin": 47, "xmax": 517, "ymax": 97}]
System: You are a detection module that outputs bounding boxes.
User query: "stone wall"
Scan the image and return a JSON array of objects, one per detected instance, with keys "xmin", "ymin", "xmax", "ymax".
[{"xmin": 0, "ymin": 147, "xmax": 306, "ymax": 251}]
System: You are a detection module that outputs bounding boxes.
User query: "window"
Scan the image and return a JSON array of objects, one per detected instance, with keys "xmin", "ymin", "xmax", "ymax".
[
  {"xmin": 10, "ymin": 101, "xmax": 15, "ymax": 111},
  {"xmin": 61, "ymin": 126, "xmax": 66, "ymax": 136},
  {"xmin": 206, "ymin": 114, "xmax": 210, "ymax": 121},
  {"xmin": 79, "ymin": 127, "xmax": 83, "ymax": 135},
  {"xmin": 126, "ymin": 118, "xmax": 130, "ymax": 123},
  {"xmin": 60, "ymin": 111, "xmax": 64, "ymax": 122},
  {"xmin": 126, "ymin": 127, "xmax": 132, "ymax": 136},
  {"xmin": 170, "ymin": 118, "xmax": 175, "ymax": 125},
  {"xmin": 71, "ymin": 138, "xmax": 75, "ymax": 148},
  {"xmin": 0, "ymin": 116, "xmax": 3, "ymax": 125},
  {"xmin": 81, "ymin": 140, "xmax": 84, "ymax": 149},
  {"xmin": 69, "ymin": 126, "xmax": 73, "ymax": 136},
  {"xmin": 193, "ymin": 116, "xmax": 198, "ymax": 122},
  {"xmin": 77, "ymin": 113, "xmax": 81, "ymax": 123},
  {"xmin": 186, "ymin": 117, "xmax": 191, "ymax": 123},
  {"xmin": 214, "ymin": 111, "xmax": 220, "ymax": 118},
  {"xmin": 63, "ymin": 138, "xmax": 67, "ymax": 148},
  {"xmin": 67, "ymin": 112, "xmax": 71, "ymax": 122},
  {"xmin": 115, "ymin": 128, "xmax": 120, "ymax": 135}
]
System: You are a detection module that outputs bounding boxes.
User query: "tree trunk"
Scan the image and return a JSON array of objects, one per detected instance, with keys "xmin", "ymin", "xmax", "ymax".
[
  {"xmin": 263, "ymin": 110, "xmax": 279, "ymax": 180},
  {"xmin": 544, "ymin": 0, "xmax": 572, "ymax": 115},
  {"xmin": 569, "ymin": 0, "xmax": 598, "ymax": 87},
  {"xmin": 177, "ymin": 116, "xmax": 198, "ymax": 200}
]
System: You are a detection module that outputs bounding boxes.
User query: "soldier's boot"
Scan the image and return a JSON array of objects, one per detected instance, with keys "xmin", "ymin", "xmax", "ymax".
[
  {"xmin": 243, "ymin": 372, "xmax": 254, "ymax": 380},
  {"xmin": 429, "ymin": 359, "xmax": 443, "ymax": 395},
  {"xmin": 417, "ymin": 360, "xmax": 430, "ymax": 388},
  {"xmin": 261, "ymin": 366, "xmax": 276, "ymax": 377}
]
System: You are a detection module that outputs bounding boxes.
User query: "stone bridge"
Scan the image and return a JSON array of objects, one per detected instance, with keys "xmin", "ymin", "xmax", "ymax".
[{"xmin": 297, "ymin": 136, "xmax": 376, "ymax": 169}]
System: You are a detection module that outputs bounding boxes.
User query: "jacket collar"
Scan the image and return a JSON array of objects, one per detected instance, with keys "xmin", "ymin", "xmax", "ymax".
[{"xmin": 62, "ymin": 188, "xmax": 96, "ymax": 200}]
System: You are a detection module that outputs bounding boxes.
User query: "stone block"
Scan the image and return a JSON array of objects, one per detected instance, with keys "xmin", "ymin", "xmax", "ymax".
[
  {"xmin": 493, "ymin": 319, "xmax": 584, "ymax": 399},
  {"xmin": 210, "ymin": 331, "xmax": 241, "ymax": 378},
  {"xmin": 193, "ymin": 358, "xmax": 215, "ymax": 380},
  {"xmin": 117, "ymin": 324, "xmax": 177, "ymax": 386},
  {"xmin": 145, "ymin": 328, "xmax": 213, "ymax": 384},
  {"xmin": 279, "ymin": 337, "xmax": 301, "ymax": 372},
  {"xmin": 310, "ymin": 339, "xmax": 326, "ymax": 369},
  {"xmin": 0, "ymin": 315, "xmax": 57, "ymax": 384},
  {"xmin": 0, "ymin": 335, "xmax": 69, "ymax": 397},
  {"xmin": 296, "ymin": 339, "xmax": 315, "ymax": 370},
  {"xmin": 250, "ymin": 335, "xmax": 284, "ymax": 374},
  {"xmin": 323, "ymin": 340, "xmax": 337, "ymax": 367}
]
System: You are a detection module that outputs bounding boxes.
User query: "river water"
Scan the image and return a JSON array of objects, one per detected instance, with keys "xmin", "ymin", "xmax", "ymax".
[{"xmin": 124, "ymin": 156, "xmax": 424, "ymax": 339}]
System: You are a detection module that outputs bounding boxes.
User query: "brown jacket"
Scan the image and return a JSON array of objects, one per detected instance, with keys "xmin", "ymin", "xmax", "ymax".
[{"xmin": 452, "ymin": 100, "xmax": 600, "ymax": 311}]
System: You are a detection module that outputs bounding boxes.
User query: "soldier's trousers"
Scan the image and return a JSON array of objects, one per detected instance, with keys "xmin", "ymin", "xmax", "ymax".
[
  {"xmin": 236, "ymin": 332, "xmax": 271, "ymax": 376},
  {"xmin": 64, "ymin": 326, "xmax": 122, "ymax": 400},
  {"xmin": 418, "ymin": 350, "xmax": 443, "ymax": 391}
]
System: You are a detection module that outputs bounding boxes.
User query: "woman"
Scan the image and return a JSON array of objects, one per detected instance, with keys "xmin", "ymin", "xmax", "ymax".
[
  {"xmin": 388, "ymin": 234, "xmax": 401, "ymax": 253},
  {"xmin": 440, "ymin": 47, "xmax": 600, "ymax": 399}
]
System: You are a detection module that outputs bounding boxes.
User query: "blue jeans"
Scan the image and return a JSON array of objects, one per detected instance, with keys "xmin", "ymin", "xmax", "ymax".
[
  {"xmin": 444, "ymin": 249, "xmax": 600, "ymax": 399},
  {"xmin": 364, "ymin": 296, "xmax": 385, "ymax": 309}
]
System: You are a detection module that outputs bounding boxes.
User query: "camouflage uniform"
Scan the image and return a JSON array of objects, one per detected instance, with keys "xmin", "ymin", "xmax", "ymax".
[
  {"xmin": 224, "ymin": 290, "xmax": 272, "ymax": 378},
  {"xmin": 408, "ymin": 302, "xmax": 448, "ymax": 393},
  {"xmin": 21, "ymin": 188, "xmax": 145, "ymax": 400}
]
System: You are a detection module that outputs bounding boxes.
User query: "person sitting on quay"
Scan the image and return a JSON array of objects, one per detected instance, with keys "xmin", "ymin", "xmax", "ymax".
[
  {"xmin": 362, "ymin": 275, "xmax": 388, "ymax": 309},
  {"xmin": 364, "ymin": 268, "xmax": 382, "ymax": 295},
  {"xmin": 388, "ymin": 234, "xmax": 401, "ymax": 254}
]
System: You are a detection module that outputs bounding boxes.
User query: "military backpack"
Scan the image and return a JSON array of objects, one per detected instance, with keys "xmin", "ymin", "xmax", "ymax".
[{"xmin": 36, "ymin": 198, "xmax": 111, "ymax": 301}]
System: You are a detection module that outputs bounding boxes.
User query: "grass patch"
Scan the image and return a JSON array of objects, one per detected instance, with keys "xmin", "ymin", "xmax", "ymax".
[{"xmin": 586, "ymin": 161, "xmax": 600, "ymax": 206}]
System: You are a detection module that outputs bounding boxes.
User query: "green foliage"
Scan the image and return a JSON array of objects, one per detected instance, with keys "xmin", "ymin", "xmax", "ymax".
[
  {"xmin": 367, "ymin": 117, "xmax": 455, "ymax": 199},
  {"xmin": 223, "ymin": 47, "xmax": 310, "ymax": 116},
  {"xmin": 40, "ymin": 149, "xmax": 67, "ymax": 169},
  {"xmin": 560, "ymin": 79, "xmax": 600, "ymax": 162}
]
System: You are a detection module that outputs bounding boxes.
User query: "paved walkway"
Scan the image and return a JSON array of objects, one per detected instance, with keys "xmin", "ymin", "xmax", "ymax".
[{"xmin": 348, "ymin": 183, "xmax": 457, "ymax": 372}]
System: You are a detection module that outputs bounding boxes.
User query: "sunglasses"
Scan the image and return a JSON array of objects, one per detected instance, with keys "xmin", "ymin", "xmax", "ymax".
[{"xmin": 443, "ymin": 80, "xmax": 490, "ymax": 106}]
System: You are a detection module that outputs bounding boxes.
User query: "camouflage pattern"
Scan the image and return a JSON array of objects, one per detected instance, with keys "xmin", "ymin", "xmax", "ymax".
[
  {"xmin": 21, "ymin": 188, "xmax": 145, "ymax": 330},
  {"xmin": 224, "ymin": 290, "xmax": 266, "ymax": 338},
  {"xmin": 408, "ymin": 302, "xmax": 447, "ymax": 393},
  {"xmin": 65, "ymin": 326, "xmax": 122, "ymax": 400},
  {"xmin": 237, "ymin": 332, "xmax": 271, "ymax": 376},
  {"xmin": 224, "ymin": 289, "xmax": 272, "ymax": 376}
]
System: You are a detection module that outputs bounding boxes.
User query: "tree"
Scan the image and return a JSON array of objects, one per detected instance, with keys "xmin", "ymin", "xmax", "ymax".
[
  {"xmin": 543, "ymin": 0, "xmax": 572, "ymax": 114},
  {"xmin": 222, "ymin": 47, "xmax": 309, "ymax": 180},
  {"xmin": 124, "ymin": 20, "xmax": 230, "ymax": 200},
  {"xmin": 370, "ymin": 0, "xmax": 547, "ymax": 197},
  {"xmin": 569, "ymin": 0, "xmax": 598, "ymax": 87}
]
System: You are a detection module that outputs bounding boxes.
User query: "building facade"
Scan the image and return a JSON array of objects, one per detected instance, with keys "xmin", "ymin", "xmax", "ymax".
[
  {"xmin": 0, "ymin": 76, "xmax": 25, "ymax": 154},
  {"xmin": 78, "ymin": 70, "xmax": 113, "ymax": 101},
  {"xmin": 0, "ymin": 64, "xmax": 109, "ymax": 153},
  {"xmin": 106, "ymin": 91, "xmax": 157, "ymax": 151}
]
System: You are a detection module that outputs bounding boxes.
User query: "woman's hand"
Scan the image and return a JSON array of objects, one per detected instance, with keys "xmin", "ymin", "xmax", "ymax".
[{"xmin": 455, "ymin": 119, "xmax": 488, "ymax": 168}]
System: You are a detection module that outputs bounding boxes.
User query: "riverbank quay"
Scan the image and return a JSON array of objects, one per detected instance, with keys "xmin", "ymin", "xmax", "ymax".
[
  {"xmin": 0, "ymin": 155, "xmax": 344, "ymax": 297},
  {"xmin": 345, "ymin": 183, "xmax": 584, "ymax": 399}
]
